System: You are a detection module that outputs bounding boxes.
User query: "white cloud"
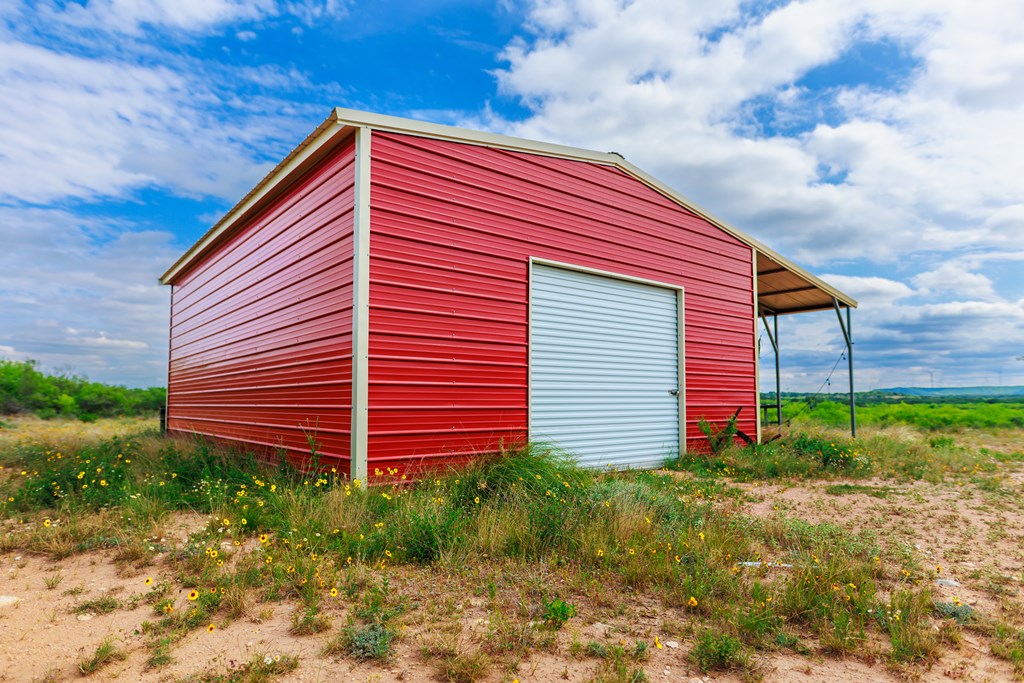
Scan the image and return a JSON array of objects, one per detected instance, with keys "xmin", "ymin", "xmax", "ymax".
[
  {"xmin": 0, "ymin": 207, "xmax": 175, "ymax": 385},
  {"xmin": 820, "ymin": 275, "xmax": 915, "ymax": 306},
  {"xmin": 0, "ymin": 24, "xmax": 333, "ymax": 204},
  {"xmin": 912, "ymin": 263, "xmax": 996, "ymax": 299},
  {"xmin": 488, "ymin": 0, "xmax": 1024, "ymax": 266},
  {"xmin": 489, "ymin": 0, "xmax": 1024, "ymax": 390},
  {"xmin": 21, "ymin": 0, "xmax": 348, "ymax": 36}
]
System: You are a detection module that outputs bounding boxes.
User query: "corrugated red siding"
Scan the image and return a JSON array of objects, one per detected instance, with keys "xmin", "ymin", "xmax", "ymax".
[
  {"xmin": 167, "ymin": 137, "xmax": 357, "ymax": 468},
  {"xmin": 367, "ymin": 132, "xmax": 756, "ymax": 467}
]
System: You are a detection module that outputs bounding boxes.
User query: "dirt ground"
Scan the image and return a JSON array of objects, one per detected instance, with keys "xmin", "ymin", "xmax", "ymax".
[{"xmin": 2, "ymin": 429, "xmax": 1023, "ymax": 682}]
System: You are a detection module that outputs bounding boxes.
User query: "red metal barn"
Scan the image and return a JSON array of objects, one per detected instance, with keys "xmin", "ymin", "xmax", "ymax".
[{"xmin": 160, "ymin": 109, "xmax": 856, "ymax": 481}]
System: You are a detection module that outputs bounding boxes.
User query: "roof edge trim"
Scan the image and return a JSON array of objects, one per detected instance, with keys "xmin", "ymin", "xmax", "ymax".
[
  {"xmin": 159, "ymin": 113, "xmax": 351, "ymax": 284},
  {"xmin": 160, "ymin": 108, "xmax": 857, "ymax": 310},
  {"xmin": 332, "ymin": 107, "xmax": 625, "ymax": 167},
  {"xmin": 329, "ymin": 109, "xmax": 855, "ymax": 309}
]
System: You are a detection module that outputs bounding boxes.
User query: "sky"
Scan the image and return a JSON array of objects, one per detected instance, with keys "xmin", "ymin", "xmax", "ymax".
[{"xmin": 1, "ymin": 0, "xmax": 1023, "ymax": 393}]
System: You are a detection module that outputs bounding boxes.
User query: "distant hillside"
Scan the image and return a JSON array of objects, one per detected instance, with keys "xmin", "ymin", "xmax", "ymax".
[{"xmin": 878, "ymin": 386, "xmax": 1024, "ymax": 398}]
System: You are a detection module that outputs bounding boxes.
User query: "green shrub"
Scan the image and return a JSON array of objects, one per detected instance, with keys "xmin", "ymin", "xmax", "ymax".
[
  {"xmin": 691, "ymin": 630, "xmax": 747, "ymax": 672},
  {"xmin": 542, "ymin": 598, "xmax": 577, "ymax": 629}
]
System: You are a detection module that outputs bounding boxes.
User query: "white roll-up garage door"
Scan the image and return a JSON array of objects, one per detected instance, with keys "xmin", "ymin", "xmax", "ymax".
[{"xmin": 529, "ymin": 261, "xmax": 683, "ymax": 469}]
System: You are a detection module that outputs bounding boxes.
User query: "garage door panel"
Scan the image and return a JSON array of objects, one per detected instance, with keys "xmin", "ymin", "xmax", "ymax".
[{"xmin": 530, "ymin": 263, "xmax": 681, "ymax": 468}]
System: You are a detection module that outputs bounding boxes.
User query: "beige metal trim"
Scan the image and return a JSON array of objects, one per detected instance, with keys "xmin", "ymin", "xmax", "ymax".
[
  {"xmin": 350, "ymin": 126, "xmax": 372, "ymax": 483},
  {"xmin": 528, "ymin": 257, "xmax": 686, "ymax": 460},
  {"xmin": 332, "ymin": 107, "xmax": 624, "ymax": 167},
  {"xmin": 162, "ymin": 107, "xmax": 857, "ymax": 311},
  {"xmin": 530, "ymin": 257, "xmax": 684, "ymax": 292},
  {"xmin": 752, "ymin": 249, "xmax": 761, "ymax": 444},
  {"xmin": 677, "ymin": 287, "xmax": 686, "ymax": 457},
  {"xmin": 333, "ymin": 108, "xmax": 855, "ymax": 309},
  {"xmin": 159, "ymin": 116, "xmax": 354, "ymax": 284}
]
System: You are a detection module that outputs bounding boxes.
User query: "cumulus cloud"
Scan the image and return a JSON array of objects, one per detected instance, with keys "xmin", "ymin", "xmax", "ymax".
[
  {"xmin": 0, "ymin": 1, "xmax": 359, "ymax": 385},
  {"xmin": 20, "ymin": 0, "xmax": 348, "ymax": 35},
  {"xmin": 490, "ymin": 0, "xmax": 1024, "ymax": 390},
  {"xmin": 489, "ymin": 0, "xmax": 1024, "ymax": 264},
  {"xmin": 0, "ymin": 39, "xmax": 333, "ymax": 204},
  {"xmin": 912, "ymin": 263, "xmax": 996, "ymax": 299},
  {"xmin": 0, "ymin": 208, "xmax": 176, "ymax": 385}
]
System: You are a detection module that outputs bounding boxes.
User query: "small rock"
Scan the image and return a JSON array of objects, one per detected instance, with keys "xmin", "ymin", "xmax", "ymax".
[
  {"xmin": 935, "ymin": 578, "xmax": 961, "ymax": 587},
  {"xmin": 0, "ymin": 596, "xmax": 20, "ymax": 608},
  {"xmin": 665, "ymin": 640, "xmax": 679, "ymax": 649},
  {"xmin": 77, "ymin": 613, "xmax": 94, "ymax": 621}
]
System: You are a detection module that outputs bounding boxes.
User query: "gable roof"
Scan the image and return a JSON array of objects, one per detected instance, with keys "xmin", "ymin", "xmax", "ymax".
[{"xmin": 160, "ymin": 107, "xmax": 856, "ymax": 314}]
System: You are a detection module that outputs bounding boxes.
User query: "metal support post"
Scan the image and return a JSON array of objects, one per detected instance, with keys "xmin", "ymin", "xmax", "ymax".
[
  {"xmin": 761, "ymin": 311, "xmax": 781, "ymax": 425},
  {"xmin": 833, "ymin": 299, "xmax": 856, "ymax": 437}
]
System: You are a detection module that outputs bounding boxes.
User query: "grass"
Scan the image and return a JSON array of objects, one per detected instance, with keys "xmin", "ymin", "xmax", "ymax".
[
  {"xmin": 586, "ymin": 640, "xmax": 650, "ymax": 682},
  {"xmin": 78, "ymin": 638, "xmax": 127, "ymax": 675},
  {"xmin": 670, "ymin": 426, "xmax": 1021, "ymax": 483},
  {"xmin": 824, "ymin": 483, "xmax": 895, "ymax": 498},
  {"xmin": 75, "ymin": 595, "xmax": 121, "ymax": 614},
  {"xmin": 1, "ymin": 415, "xmax": 1022, "ymax": 678},
  {"xmin": 785, "ymin": 399, "xmax": 1024, "ymax": 431},
  {"xmin": 179, "ymin": 653, "xmax": 299, "ymax": 682}
]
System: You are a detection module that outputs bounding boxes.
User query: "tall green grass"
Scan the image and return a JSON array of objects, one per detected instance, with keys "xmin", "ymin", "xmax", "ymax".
[
  {"xmin": 672, "ymin": 428, "xmax": 1016, "ymax": 482},
  {"xmin": 0, "ymin": 432, "xmax": 919, "ymax": 670},
  {"xmin": 785, "ymin": 399, "xmax": 1024, "ymax": 431}
]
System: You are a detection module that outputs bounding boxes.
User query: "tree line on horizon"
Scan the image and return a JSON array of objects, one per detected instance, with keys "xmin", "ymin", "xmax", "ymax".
[{"xmin": 0, "ymin": 359, "xmax": 165, "ymax": 421}]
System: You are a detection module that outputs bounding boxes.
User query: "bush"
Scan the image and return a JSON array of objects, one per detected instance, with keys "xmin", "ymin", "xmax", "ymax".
[
  {"xmin": 691, "ymin": 630, "xmax": 748, "ymax": 672},
  {"xmin": 0, "ymin": 359, "xmax": 165, "ymax": 419},
  {"xmin": 542, "ymin": 598, "xmax": 577, "ymax": 629}
]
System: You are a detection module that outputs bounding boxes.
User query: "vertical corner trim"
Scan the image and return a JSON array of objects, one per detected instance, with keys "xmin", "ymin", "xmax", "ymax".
[
  {"xmin": 752, "ymin": 250, "xmax": 761, "ymax": 444},
  {"xmin": 165, "ymin": 285, "xmax": 174, "ymax": 435},
  {"xmin": 677, "ymin": 288, "xmax": 687, "ymax": 456},
  {"xmin": 350, "ymin": 126, "xmax": 372, "ymax": 483}
]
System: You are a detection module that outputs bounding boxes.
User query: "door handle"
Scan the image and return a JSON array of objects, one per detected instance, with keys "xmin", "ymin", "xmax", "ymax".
[{"xmin": 668, "ymin": 389, "xmax": 679, "ymax": 396}]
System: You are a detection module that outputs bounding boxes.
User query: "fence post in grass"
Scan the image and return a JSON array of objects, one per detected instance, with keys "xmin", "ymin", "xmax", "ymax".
[{"xmin": 159, "ymin": 406, "xmax": 167, "ymax": 435}]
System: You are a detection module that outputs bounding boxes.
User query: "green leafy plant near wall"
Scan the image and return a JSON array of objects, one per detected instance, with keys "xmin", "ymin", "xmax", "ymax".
[{"xmin": 698, "ymin": 414, "xmax": 739, "ymax": 455}]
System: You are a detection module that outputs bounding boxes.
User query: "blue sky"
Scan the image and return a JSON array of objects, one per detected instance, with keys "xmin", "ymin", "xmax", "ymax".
[{"xmin": 1, "ymin": 0, "xmax": 1023, "ymax": 392}]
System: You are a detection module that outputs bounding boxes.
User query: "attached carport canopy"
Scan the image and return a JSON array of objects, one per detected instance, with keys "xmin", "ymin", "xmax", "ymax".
[
  {"xmin": 756, "ymin": 252, "xmax": 855, "ymax": 315},
  {"xmin": 756, "ymin": 252, "xmax": 858, "ymax": 437}
]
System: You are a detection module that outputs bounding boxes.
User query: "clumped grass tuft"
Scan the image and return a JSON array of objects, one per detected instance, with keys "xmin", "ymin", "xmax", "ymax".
[
  {"xmin": 78, "ymin": 638, "xmax": 127, "ymax": 675},
  {"xmin": 422, "ymin": 632, "xmax": 492, "ymax": 683},
  {"xmin": 991, "ymin": 623, "xmax": 1024, "ymax": 677},
  {"xmin": 877, "ymin": 588, "xmax": 941, "ymax": 664},
  {"xmin": 179, "ymin": 653, "xmax": 299, "ymax": 682},
  {"xmin": 586, "ymin": 640, "xmax": 650, "ymax": 682},
  {"xmin": 75, "ymin": 596, "xmax": 121, "ymax": 614},
  {"xmin": 289, "ymin": 604, "xmax": 330, "ymax": 635},
  {"xmin": 691, "ymin": 630, "xmax": 749, "ymax": 674}
]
